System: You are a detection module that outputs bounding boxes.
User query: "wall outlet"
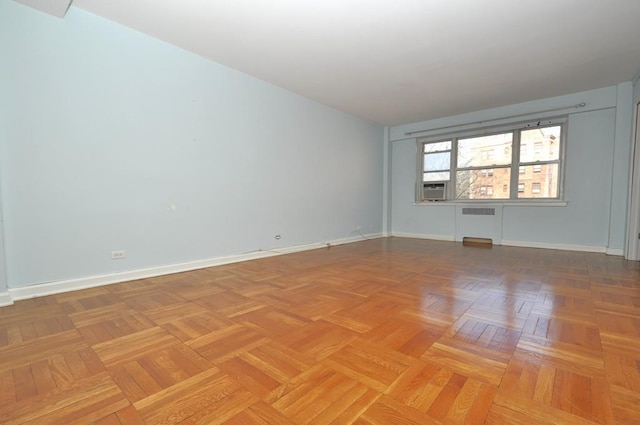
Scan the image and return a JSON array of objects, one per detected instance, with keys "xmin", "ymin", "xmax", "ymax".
[
  {"xmin": 356, "ymin": 226, "xmax": 361, "ymax": 231},
  {"xmin": 111, "ymin": 250, "xmax": 125, "ymax": 260}
]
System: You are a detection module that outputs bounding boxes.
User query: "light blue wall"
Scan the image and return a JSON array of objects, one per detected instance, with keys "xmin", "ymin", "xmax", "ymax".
[
  {"xmin": 0, "ymin": 2, "xmax": 383, "ymax": 288},
  {"xmin": 0, "ymin": 179, "xmax": 6, "ymax": 297},
  {"xmin": 389, "ymin": 86, "xmax": 633, "ymax": 252}
]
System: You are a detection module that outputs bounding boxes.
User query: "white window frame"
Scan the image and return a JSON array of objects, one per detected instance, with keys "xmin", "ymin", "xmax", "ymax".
[{"xmin": 416, "ymin": 118, "xmax": 566, "ymax": 202}]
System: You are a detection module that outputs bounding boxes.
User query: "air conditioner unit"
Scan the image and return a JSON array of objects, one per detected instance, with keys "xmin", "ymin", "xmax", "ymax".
[{"xmin": 423, "ymin": 182, "xmax": 447, "ymax": 201}]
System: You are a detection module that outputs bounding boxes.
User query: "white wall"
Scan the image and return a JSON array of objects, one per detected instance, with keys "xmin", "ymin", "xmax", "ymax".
[
  {"xmin": 389, "ymin": 85, "xmax": 634, "ymax": 253},
  {"xmin": 0, "ymin": 2, "xmax": 383, "ymax": 290}
]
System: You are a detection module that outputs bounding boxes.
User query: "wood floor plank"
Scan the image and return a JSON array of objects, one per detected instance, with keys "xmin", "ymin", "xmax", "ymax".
[{"xmin": 0, "ymin": 238, "xmax": 638, "ymax": 423}]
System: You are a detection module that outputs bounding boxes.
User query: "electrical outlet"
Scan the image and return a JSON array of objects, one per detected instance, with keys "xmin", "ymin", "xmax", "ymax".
[
  {"xmin": 111, "ymin": 250, "xmax": 125, "ymax": 260},
  {"xmin": 356, "ymin": 226, "xmax": 361, "ymax": 231}
]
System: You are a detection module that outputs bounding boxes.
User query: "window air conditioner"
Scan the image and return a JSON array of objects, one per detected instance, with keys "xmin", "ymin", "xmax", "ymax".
[{"xmin": 423, "ymin": 182, "xmax": 446, "ymax": 201}]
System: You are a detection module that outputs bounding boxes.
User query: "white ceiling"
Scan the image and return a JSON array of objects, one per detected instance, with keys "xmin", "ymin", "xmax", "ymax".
[
  {"xmin": 70, "ymin": 0, "xmax": 640, "ymax": 126},
  {"xmin": 14, "ymin": 0, "xmax": 72, "ymax": 17}
]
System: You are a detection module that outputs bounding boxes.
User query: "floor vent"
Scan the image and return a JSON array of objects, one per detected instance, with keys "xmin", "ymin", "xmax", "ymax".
[
  {"xmin": 463, "ymin": 237, "xmax": 493, "ymax": 248},
  {"xmin": 462, "ymin": 207, "xmax": 495, "ymax": 216}
]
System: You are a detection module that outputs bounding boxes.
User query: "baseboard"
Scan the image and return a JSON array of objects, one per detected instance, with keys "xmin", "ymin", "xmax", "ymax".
[
  {"xmin": 605, "ymin": 248, "xmax": 624, "ymax": 256},
  {"xmin": 391, "ymin": 232, "xmax": 456, "ymax": 242},
  {"xmin": 7, "ymin": 233, "xmax": 382, "ymax": 302},
  {"xmin": 0, "ymin": 291, "xmax": 13, "ymax": 307},
  {"xmin": 501, "ymin": 239, "xmax": 607, "ymax": 254},
  {"xmin": 393, "ymin": 234, "xmax": 611, "ymax": 254}
]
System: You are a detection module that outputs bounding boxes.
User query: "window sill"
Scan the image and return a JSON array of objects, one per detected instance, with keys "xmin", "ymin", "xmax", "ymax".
[{"xmin": 413, "ymin": 200, "xmax": 568, "ymax": 207}]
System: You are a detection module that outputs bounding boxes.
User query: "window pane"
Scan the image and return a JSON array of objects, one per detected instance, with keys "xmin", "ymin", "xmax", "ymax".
[
  {"xmin": 424, "ymin": 171, "xmax": 450, "ymax": 182},
  {"xmin": 455, "ymin": 168, "xmax": 510, "ymax": 199},
  {"xmin": 424, "ymin": 152, "xmax": 450, "ymax": 172},
  {"xmin": 520, "ymin": 126, "xmax": 561, "ymax": 162},
  {"xmin": 517, "ymin": 164, "xmax": 559, "ymax": 198},
  {"xmin": 424, "ymin": 141, "xmax": 452, "ymax": 153},
  {"xmin": 457, "ymin": 133, "xmax": 512, "ymax": 168}
]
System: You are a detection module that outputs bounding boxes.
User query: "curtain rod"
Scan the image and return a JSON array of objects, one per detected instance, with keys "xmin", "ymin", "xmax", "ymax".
[{"xmin": 404, "ymin": 102, "xmax": 586, "ymax": 136}]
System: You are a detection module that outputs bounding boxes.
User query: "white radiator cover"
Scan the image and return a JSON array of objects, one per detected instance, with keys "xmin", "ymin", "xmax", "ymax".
[{"xmin": 455, "ymin": 204, "xmax": 503, "ymax": 243}]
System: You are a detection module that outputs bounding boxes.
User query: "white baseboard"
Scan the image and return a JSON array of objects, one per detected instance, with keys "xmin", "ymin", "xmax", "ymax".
[
  {"xmin": 501, "ymin": 239, "xmax": 607, "ymax": 254},
  {"xmin": 391, "ymin": 232, "xmax": 455, "ymax": 242},
  {"xmin": 0, "ymin": 291, "xmax": 12, "ymax": 307},
  {"xmin": 7, "ymin": 233, "xmax": 382, "ymax": 302},
  {"xmin": 605, "ymin": 248, "xmax": 624, "ymax": 256},
  {"xmin": 5, "ymin": 232, "xmax": 612, "ymax": 305},
  {"xmin": 392, "ymin": 233, "xmax": 611, "ymax": 254}
]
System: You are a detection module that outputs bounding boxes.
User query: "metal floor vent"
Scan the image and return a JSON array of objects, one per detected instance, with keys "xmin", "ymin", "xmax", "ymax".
[{"xmin": 462, "ymin": 207, "xmax": 495, "ymax": 216}]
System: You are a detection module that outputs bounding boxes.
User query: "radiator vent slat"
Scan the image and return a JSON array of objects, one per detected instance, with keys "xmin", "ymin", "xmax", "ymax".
[{"xmin": 462, "ymin": 207, "xmax": 495, "ymax": 216}]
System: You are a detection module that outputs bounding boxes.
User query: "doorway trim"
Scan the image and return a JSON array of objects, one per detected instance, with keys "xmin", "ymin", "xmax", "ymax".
[{"xmin": 626, "ymin": 100, "xmax": 640, "ymax": 260}]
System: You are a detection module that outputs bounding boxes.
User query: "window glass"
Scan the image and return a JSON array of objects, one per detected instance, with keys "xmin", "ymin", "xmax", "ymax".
[
  {"xmin": 457, "ymin": 133, "xmax": 512, "ymax": 168},
  {"xmin": 518, "ymin": 164, "xmax": 559, "ymax": 198},
  {"xmin": 456, "ymin": 168, "xmax": 510, "ymax": 200},
  {"xmin": 520, "ymin": 126, "xmax": 561, "ymax": 162},
  {"xmin": 423, "ymin": 171, "xmax": 450, "ymax": 182},
  {"xmin": 424, "ymin": 152, "xmax": 450, "ymax": 172},
  {"xmin": 424, "ymin": 141, "xmax": 452, "ymax": 153}
]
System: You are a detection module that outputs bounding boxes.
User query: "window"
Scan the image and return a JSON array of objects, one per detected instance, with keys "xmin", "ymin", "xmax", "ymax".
[
  {"xmin": 418, "ymin": 120, "xmax": 564, "ymax": 201},
  {"xmin": 532, "ymin": 182, "xmax": 541, "ymax": 194},
  {"xmin": 534, "ymin": 142, "xmax": 542, "ymax": 154},
  {"xmin": 422, "ymin": 141, "xmax": 451, "ymax": 182}
]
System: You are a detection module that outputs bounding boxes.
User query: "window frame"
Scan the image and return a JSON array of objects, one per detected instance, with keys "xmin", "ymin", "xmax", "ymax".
[{"xmin": 416, "ymin": 118, "xmax": 567, "ymax": 203}]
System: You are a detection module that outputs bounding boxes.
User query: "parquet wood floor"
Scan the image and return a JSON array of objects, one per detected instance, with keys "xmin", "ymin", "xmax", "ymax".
[{"xmin": 1, "ymin": 237, "xmax": 640, "ymax": 424}]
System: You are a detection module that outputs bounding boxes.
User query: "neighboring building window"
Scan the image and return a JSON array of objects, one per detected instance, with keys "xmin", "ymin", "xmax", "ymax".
[
  {"xmin": 532, "ymin": 182, "xmax": 541, "ymax": 194},
  {"xmin": 418, "ymin": 120, "xmax": 564, "ymax": 201},
  {"xmin": 534, "ymin": 142, "xmax": 543, "ymax": 154}
]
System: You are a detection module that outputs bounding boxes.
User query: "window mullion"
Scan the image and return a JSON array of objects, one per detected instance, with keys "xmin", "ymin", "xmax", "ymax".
[
  {"xmin": 451, "ymin": 138, "xmax": 458, "ymax": 199},
  {"xmin": 510, "ymin": 130, "xmax": 520, "ymax": 199},
  {"xmin": 416, "ymin": 141, "xmax": 423, "ymax": 202}
]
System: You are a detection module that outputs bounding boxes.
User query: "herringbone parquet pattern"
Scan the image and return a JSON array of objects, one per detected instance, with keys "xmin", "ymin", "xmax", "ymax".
[{"xmin": 1, "ymin": 238, "xmax": 639, "ymax": 424}]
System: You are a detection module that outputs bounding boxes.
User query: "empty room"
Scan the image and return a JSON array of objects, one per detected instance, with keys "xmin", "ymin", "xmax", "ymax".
[{"xmin": 2, "ymin": 0, "xmax": 640, "ymax": 423}]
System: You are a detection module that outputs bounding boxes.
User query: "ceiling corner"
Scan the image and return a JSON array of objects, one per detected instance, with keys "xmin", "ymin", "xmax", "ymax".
[{"xmin": 12, "ymin": 0, "xmax": 73, "ymax": 18}]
